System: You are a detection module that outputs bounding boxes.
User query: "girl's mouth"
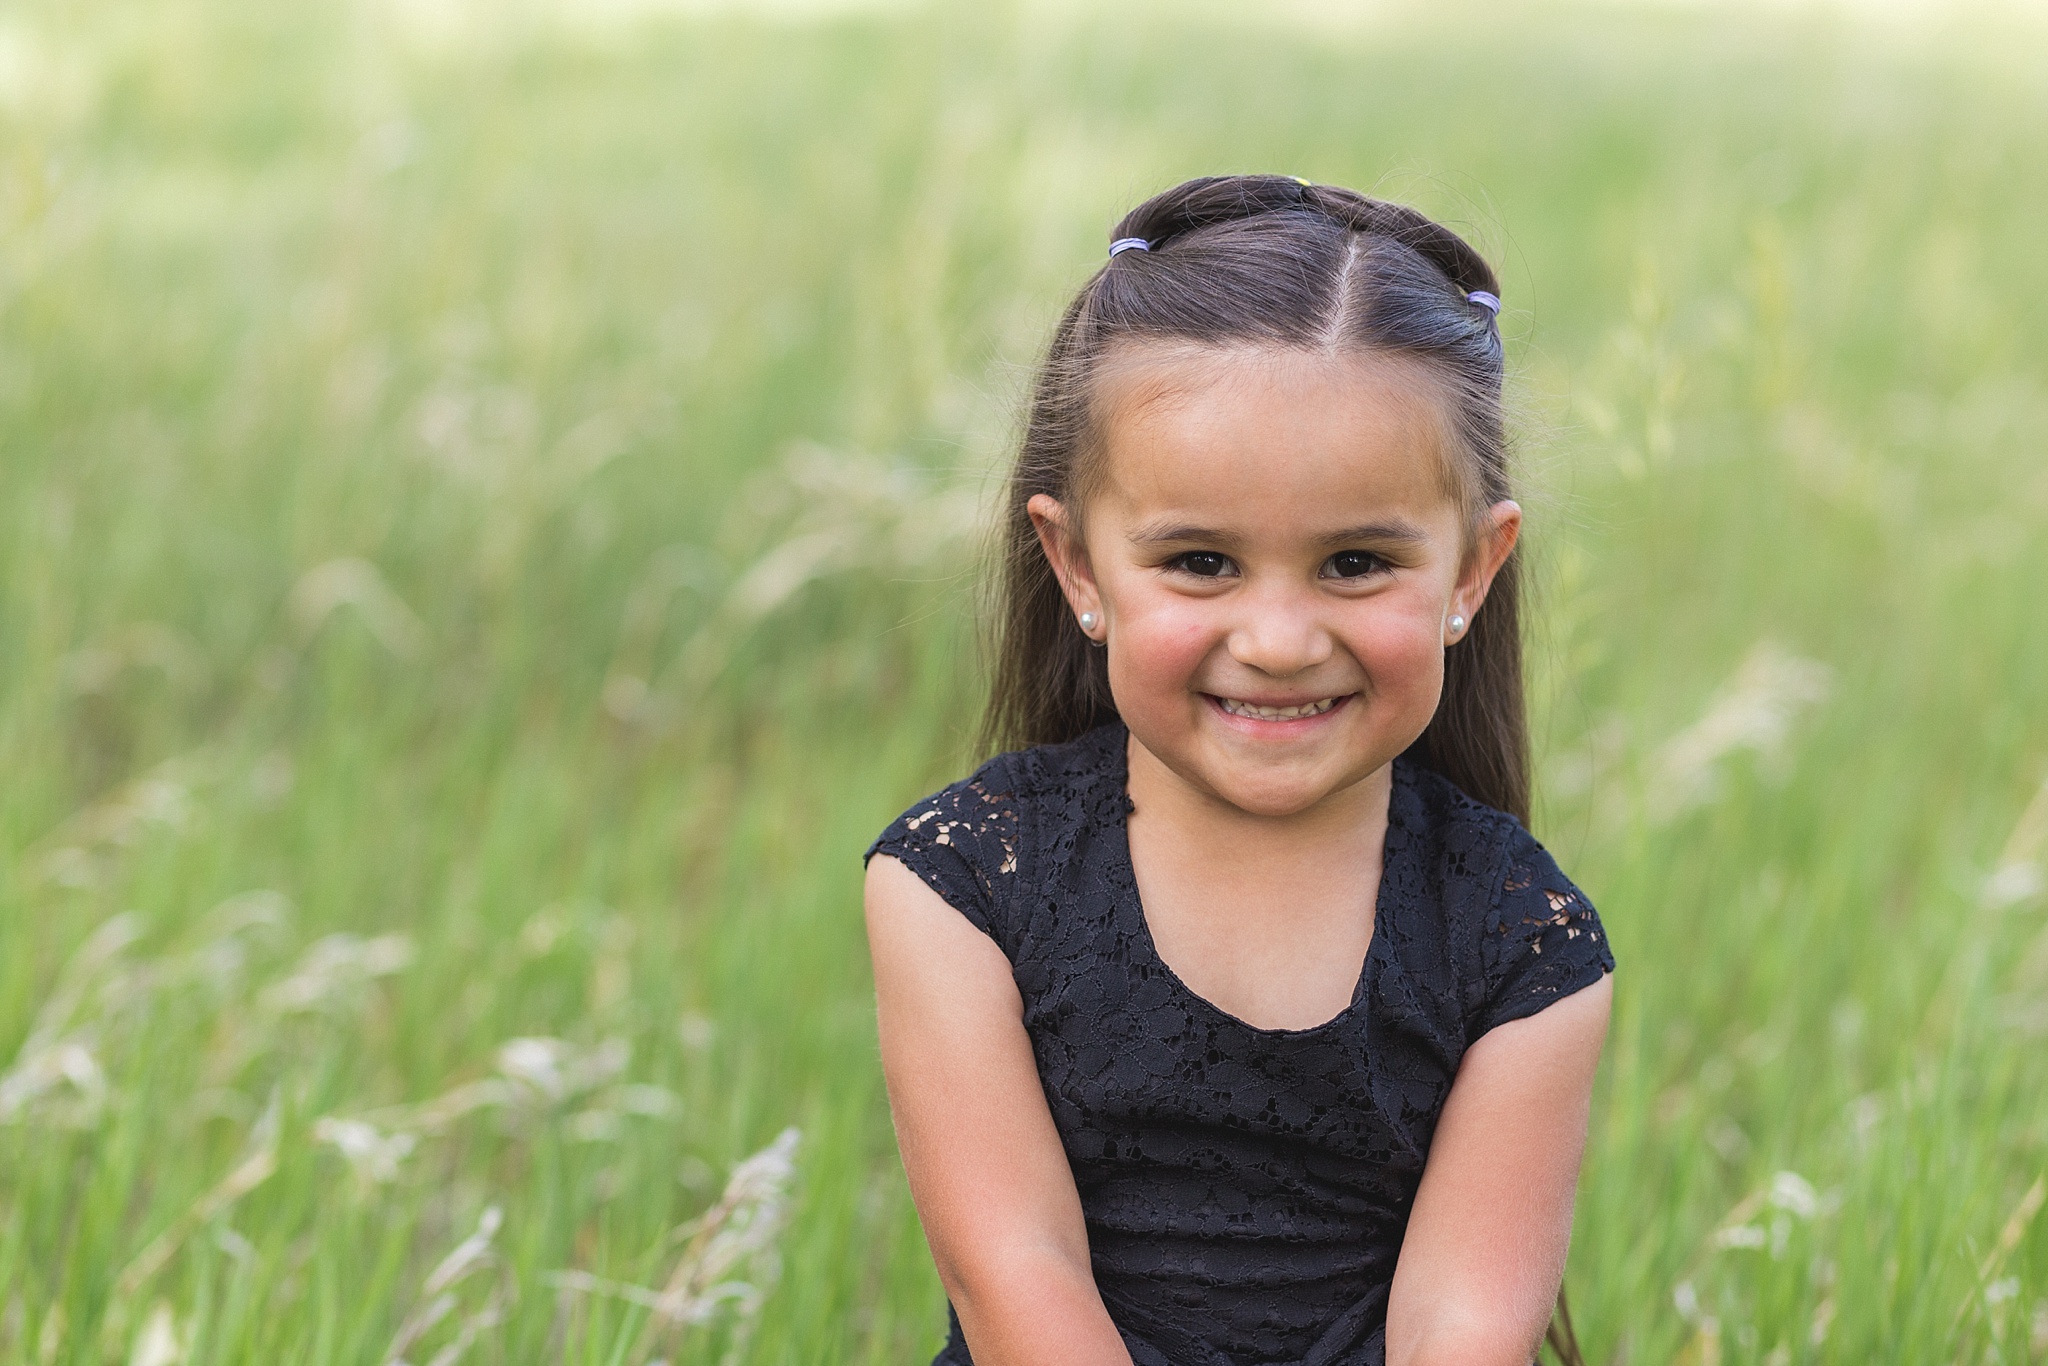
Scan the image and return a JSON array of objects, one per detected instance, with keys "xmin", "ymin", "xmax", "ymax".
[{"xmin": 1209, "ymin": 694, "xmax": 1351, "ymax": 723}]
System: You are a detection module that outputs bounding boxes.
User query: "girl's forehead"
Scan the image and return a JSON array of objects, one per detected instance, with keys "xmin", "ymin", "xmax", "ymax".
[{"xmin": 1090, "ymin": 344, "xmax": 1463, "ymax": 523}]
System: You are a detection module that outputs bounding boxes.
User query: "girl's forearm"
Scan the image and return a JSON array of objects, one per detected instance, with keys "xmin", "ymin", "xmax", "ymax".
[
  {"xmin": 941, "ymin": 1246, "xmax": 1134, "ymax": 1366},
  {"xmin": 1386, "ymin": 1308, "xmax": 1544, "ymax": 1366}
]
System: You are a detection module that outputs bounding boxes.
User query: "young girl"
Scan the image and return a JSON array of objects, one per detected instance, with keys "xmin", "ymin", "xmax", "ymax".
[{"xmin": 865, "ymin": 175, "xmax": 1615, "ymax": 1366}]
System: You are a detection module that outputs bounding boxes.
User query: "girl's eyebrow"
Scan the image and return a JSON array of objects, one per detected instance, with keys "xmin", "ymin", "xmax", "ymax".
[
  {"xmin": 1127, "ymin": 521, "xmax": 1236, "ymax": 547},
  {"xmin": 1317, "ymin": 519, "xmax": 1433, "ymax": 549}
]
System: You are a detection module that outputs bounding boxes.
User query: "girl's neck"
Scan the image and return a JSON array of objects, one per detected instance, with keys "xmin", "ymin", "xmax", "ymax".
[{"xmin": 1120, "ymin": 728, "xmax": 1393, "ymax": 1032}]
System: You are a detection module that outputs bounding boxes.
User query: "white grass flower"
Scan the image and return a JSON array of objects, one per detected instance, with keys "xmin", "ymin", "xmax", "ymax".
[
  {"xmin": 1704, "ymin": 1114, "xmax": 1750, "ymax": 1161},
  {"xmin": 1982, "ymin": 773, "xmax": 2048, "ymax": 909},
  {"xmin": 259, "ymin": 933, "xmax": 415, "ymax": 1015},
  {"xmin": 289, "ymin": 558, "xmax": 427, "ymax": 658},
  {"xmin": 727, "ymin": 528, "xmax": 861, "ymax": 622},
  {"xmin": 568, "ymin": 1109, "xmax": 622, "ymax": 1143},
  {"xmin": 211, "ymin": 1226, "xmax": 255, "ymax": 1263},
  {"xmin": 32, "ymin": 759, "xmax": 205, "ymax": 887},
  {"xmin": 495, "ymin": 1037, "xmax": 628, "ymax": 1105},
  {"xmin": 384, "ymin": 1206, "xmax": 507, "ymax": 1366},
  {"xmin": 392, "ymin": 1079, "xmax": 518, "ymax": 1134},
  {"xmin": 410, "ymin": 383, "xmax": 538, "ymax": 492},
  {"xmin": 616, "ymin": 1084, "xmax": 681, "ymax": 1117},
  {"xmin": 84, "ymin": 773, "xmax": 194, "ymax": 845},
  {"xmin": 722, "ymin": 445, "xmax": 987, "ymax": 624},
  {"xmin": 564, "ymin": 1076, "xmax": 680, "ymax": 1142},
  {"xmin": 547, "ymin": 1127, "xmax": 801, "ymax": 1352},
  {"xmin": 1711, "ymin": 1223, "xmax": 1767, "ymax": 1250},
  {"xmin": 60, "ymin": 622, "xmax": 205, "ymax": 699},
  {"xmin": 181, "ymin": 890, "xmax": 293, "ymax": 995},
  {"xmin": 0, "ymin": 1040, "xmax": 107, "ymax": 1127},
  {"xmin": 315, "ymin": 1116, "xmax": 418, "ymax": 1186},
  {"xmin": 37, "ymin": 1303, "xmax": 66, "ymax": 1361},
  {"xmin": 356, "ymin": 1036, "xmax": 636, "ymax": 1148},
  {"xmin": 423, "ymin": 1206, "xmax": 504, "ymax": 1298},
  {"xmin": 199, "ymin": 889, "xmax": 293, "ymax": 941},
  {"xmin": 1982, "ymin": 862, "xmax": 2044, "ymax": 910},
  {"xmin": 1949, "ymin": 1176, "xmax": 2047, "ymax": 1341},
  {"xmin": 677, "ymin": 1014, "xmax": 716, "ymax": 1051},
  {"xmin": 1652, "ymin": 642, "xmax": 1833, "ymax": 821},
  {"xmin": 127, "ymin": 1302, "xmax": 183, "ymax": 1366},
  {"xmin": 1981, "ymin": 1176, "xmax": 2046, "ymax": 1285},
  {"xmin": 0, "ymin": 914, "xmax": 141, "ymax": 1127},
  {"xmin": 1670, "ymin": 1275, "xmax": 1726, "ymax": 1366},
  {"xmin": 516, "ymin": 903, "xmax": 576, "ymax": 957},
  {"xmin": 1809, "ymin": 1295, "xmax": 1836, "ymax": 1346},
  {"xmin": 1769, "ymin": 1171, "xmax": 1820, "ymax": 1220}
]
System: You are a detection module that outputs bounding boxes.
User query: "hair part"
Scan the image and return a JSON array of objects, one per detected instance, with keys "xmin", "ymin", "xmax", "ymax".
[{"xmin": 982, "ymin": 174, "xmax": 1528, "ymax": 824}]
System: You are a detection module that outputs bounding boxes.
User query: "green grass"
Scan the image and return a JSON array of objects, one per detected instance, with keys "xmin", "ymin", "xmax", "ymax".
[{"xmin": 3, "ymin": 0, "xmax": 2047, "ymax": 1361}]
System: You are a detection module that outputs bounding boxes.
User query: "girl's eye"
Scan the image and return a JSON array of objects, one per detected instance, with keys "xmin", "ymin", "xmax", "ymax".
[
  {"xmin": 1323, "ymin": 550, "xmax": 1389, "ymax": 580},
  {"xmin": 1170, "ymin": 551, "xmax": 1235, "ymax": 578}
]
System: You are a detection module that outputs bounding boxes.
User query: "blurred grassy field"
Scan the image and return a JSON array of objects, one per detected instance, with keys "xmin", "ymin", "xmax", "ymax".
[{"xmin": 3, "ymin": 0, "xmax": 2047, "ymax": 1361}]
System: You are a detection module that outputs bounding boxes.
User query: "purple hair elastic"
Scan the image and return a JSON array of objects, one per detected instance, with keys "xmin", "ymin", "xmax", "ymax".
[
  {"xmin": 1108, "ymin": 237, "xmax": 1150, "ymax": 257},
  {"xmin": 1465, "ymin": 290, "xmax": 1502, "ymax": 315}
]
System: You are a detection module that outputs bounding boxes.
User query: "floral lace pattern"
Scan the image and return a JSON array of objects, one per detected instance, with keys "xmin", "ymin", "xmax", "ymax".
[{"xmin": 868, "ymin": 724, "xmax": 1612, "ymax": 1366}]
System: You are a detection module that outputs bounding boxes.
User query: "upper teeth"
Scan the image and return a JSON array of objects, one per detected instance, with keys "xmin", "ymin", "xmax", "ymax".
[{"xmin": 1219, "ymin": 697, "xmax": 1339, "ymax": 721}]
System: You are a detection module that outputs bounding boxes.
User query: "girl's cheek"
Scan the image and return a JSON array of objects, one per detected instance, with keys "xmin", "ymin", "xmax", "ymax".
[
  {"xmin": 1120, "ymin": 606, "xmax": 1215, "ymax": 685},
  {"xmin": 1105, "ymin": 588, "xmax": 1220, "ymax": 695},
  {"xmin": 1343, "ymin": 603, "xmax": 1447, "ymax": 696},
  {"xmin": 1354, "ymin": 614, "xmax": 1438, "ymax": 668}
]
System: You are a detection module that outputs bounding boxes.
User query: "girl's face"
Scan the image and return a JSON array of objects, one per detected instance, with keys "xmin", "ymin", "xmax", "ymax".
[{"xmin": 1031, "ymin": 345, "xmax": 1519, "ymax": 819}]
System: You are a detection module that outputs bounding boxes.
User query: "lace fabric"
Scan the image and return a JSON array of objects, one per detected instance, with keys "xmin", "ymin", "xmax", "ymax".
[{"xmin": 868, "ymin": 723, "xmax": 1613, "ymax": 1366}]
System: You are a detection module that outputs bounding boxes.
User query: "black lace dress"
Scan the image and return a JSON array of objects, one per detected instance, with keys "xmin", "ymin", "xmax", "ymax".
[{"xmin": 867, "ymin": 723, "xmax": 1613, "ymax": 1366}]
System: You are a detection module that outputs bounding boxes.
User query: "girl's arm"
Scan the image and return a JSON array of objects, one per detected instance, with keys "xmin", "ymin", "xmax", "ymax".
[
  {"xmin": 1384, "ymin": 975, "xmax": 1614, "ymax": 1366},
  {"xmin": 865, "ymin": 854, "xmax": 1134, "ymax": 1366}
]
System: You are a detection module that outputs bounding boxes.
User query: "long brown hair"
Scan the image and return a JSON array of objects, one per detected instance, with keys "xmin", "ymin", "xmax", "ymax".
[
  {"xmin": 980, "ymin": 176, "xmax": 1585, "ymax": 1364},
  {"xmin": 983, "ymin": 174, "xmax": 1529, "ymax": 823}
]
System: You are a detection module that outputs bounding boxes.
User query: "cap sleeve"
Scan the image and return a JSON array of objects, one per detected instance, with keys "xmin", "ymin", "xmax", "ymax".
[
  {"xmin": 864, "ymin": 762, "xmax": 1023, "ymax": 950},
  {"xmin": 1477, "ymin": 827, "xmax": 1614, "ymax": 1035}
]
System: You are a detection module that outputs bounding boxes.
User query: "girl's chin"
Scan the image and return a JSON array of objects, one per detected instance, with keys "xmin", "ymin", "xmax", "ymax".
[{"xmin": 1127, "ymin": 713, "xmax": 1398, "ymax": 819}]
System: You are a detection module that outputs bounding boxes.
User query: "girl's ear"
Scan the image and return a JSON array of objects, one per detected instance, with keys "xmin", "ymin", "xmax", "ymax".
[
  {"xmin": 1027, "ymin": 494, "xmax": 1104, "ymax": 630},
  {"xmin": 1448, "ymin": 500, "xmax": 1522, "ymax": 635}
]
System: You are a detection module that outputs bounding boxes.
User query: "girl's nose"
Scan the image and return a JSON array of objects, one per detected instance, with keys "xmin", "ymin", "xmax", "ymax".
[{"xmin": 1224, "ymin": 593, "xmax": 1336, "ymax": 678}]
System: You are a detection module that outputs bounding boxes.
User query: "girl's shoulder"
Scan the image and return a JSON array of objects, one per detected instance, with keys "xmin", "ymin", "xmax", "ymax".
[
  {"xmin": 1394, "ymin": 762, "xmax": 1615, "ymax": 1038},
  {"xmin": 863, "ymin": 723, "xmax": 1124, "ymax": 945}
]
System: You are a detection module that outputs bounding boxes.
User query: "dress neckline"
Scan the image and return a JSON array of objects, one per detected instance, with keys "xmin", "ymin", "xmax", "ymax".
[{"xmin": 1095, "ymin": 723, "xmax": 1408, "ymax": 1040}]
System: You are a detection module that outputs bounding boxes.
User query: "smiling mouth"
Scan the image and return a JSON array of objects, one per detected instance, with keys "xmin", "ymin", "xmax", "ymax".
[{"xmin": 1211, "ymin": 695, "xmax": 1349, "ymax": 722}]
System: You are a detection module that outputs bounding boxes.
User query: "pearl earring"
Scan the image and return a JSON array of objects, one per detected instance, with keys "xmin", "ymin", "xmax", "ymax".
[
  {"xmin": 1079, "ymin": 612, "xmax": 1098, "ymax": 633},
  {"xmin": 1447, "ymin": 614, "xmax": 1466, "ymax": 638}
]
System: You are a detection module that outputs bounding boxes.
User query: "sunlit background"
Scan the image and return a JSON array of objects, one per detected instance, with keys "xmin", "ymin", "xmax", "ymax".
[{"xmin": 2, "ymin": 0, "xmax": 2046, "ymax": 1361}]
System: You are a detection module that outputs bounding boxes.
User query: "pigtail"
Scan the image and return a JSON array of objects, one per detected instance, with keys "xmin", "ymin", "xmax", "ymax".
[
  {"xmin": 1110, "ymin": 173, "xmax": 1321, "ymax": 248},
  {"xmin": 981, "ymin": 293, "xmax": 1118, "ymax": 753},
  {"xmin": 1410, "ymin": 555, "xmax": 1529, "ymax": 824}
]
